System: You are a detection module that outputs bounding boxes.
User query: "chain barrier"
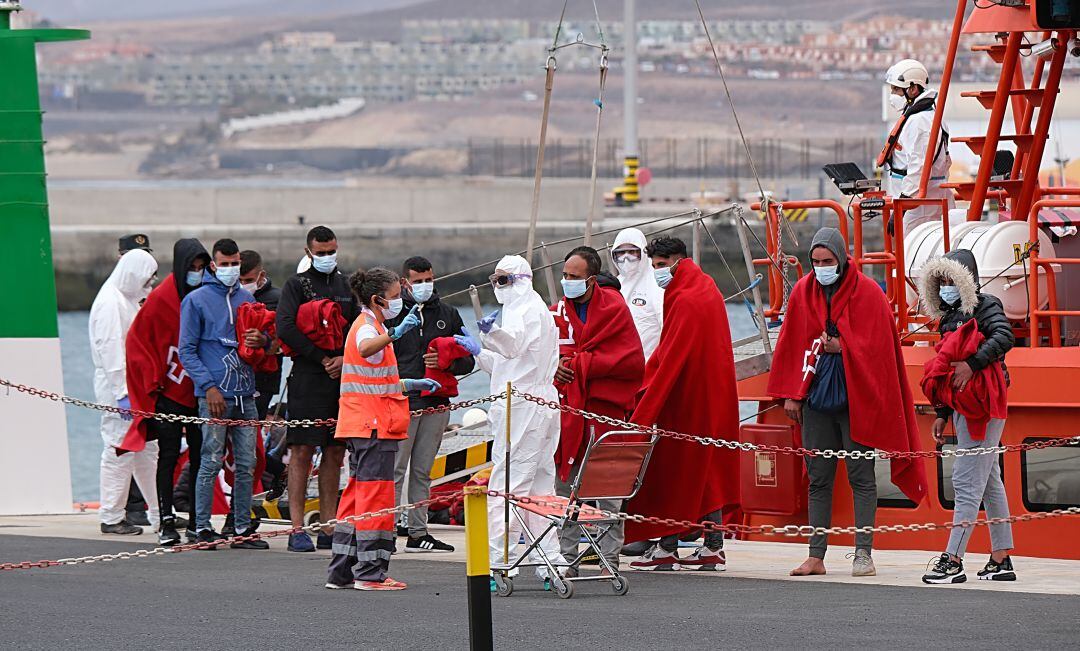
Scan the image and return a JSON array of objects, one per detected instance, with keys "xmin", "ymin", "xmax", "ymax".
[
  {"xmin": 489, "ymin": 490, "xmax": 1080, "ymax": 539},
  {"xmin": 511, "ymin": 389, "xmax": 1080, "ymax": 460},
  {"xmin": 7, "ymin": 487, "xmax": 1078, "ymax": 572},
  {"xmin": 5, "ymin": 377, "xmax": 1079, "ymax": 460},
  {"xmin": 0, "ymin": 494, "xmax": 455, "ymax": 571},
  {"xmin": 0, "ymin": 378, "xmax": 499, "ymax": 429}
]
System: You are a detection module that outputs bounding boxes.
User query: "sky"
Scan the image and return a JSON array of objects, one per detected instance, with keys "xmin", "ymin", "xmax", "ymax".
[{"xmin": 29, "ymin": 0, "xmax": 425, "ymax": 22}]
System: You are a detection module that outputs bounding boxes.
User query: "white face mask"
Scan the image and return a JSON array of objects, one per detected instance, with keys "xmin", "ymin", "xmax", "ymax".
[
  {"xmin": 888, "ymin": 93, "xmax": 908, "ymax": 114},
  {"xmin": 381, "ymin": 297, "xmax": 403, "ymax": 320},
  {"xmin": 494, "ymin": 285, "xmax": 513, "ymax": 305},
  {"xmin": 410, "ymin": 281, "xmax": 434, "ymax": 303},
  {"xmin": 616, "ymin": 260, "xmax": 637, "ymax": 277}
]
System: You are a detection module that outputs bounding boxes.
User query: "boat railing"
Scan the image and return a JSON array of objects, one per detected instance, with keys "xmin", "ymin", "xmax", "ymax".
[{"xmin": 1028, "ymin": 195, "xmax": 1080, "ymax": 347}]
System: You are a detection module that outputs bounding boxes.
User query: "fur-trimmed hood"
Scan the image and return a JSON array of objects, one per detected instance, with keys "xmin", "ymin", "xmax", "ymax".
[{"xmin": 919, "ymin": 250, "xmax": 979, "ymax": 319}]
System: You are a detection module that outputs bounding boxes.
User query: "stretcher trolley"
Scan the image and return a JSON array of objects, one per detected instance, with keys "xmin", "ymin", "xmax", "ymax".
[{"xmin": 491, "ymin": 430, "xmax": 660, "ymax": 599}]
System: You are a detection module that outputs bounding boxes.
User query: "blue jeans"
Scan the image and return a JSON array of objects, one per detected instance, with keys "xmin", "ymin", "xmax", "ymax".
[{"xmin": 195, "ymin": 397, "xmax": 258, "ymax": 533}]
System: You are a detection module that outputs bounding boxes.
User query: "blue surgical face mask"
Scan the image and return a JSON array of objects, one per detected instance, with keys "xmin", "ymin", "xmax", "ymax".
[
  {"xmin": 410, "ymin": 281, "xmax": 434, "ymax": 303},
  {"xmin": 653, "ymin": 266, "xmax": 673, "ymax": 289},
  {"xmin": 311, "ymin": 252, "xmax": 337, "ymax": 274},
  {"xmin": 382, "ymin": 297, "xmax": 403, "ymax": 320},
  {"xmin": 185, "ymin": 270, "xmax": 203, "ymax": 288},
  {"xmin": 215, "ymin": 265, "xmax": 240, "ymax": 287},
  {"xmin": 561, "ymin": 278, "xmax": 589, "ymax": 300},
  {"xmin": 939, "ymin": 285, "xmax": 961, "ymax": 306},
  {"xmin": 815, "ymin": 265, "xmax": 840, "ymax": 286}
]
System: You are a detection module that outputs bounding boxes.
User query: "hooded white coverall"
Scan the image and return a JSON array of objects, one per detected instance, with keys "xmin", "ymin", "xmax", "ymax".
[
  {"xmin": 884, "ymin": 88, "xmax": 954, "ymax": 231},
  {"xmin": 475, "ymin": 255, "xmax": 562, "ymax": 576},
  {"xmin": 611, "ymin": 228, "xmax": 664, "ymax": 360},
  {"xmin": 89, "ymin": 249, "xmax": 161, "ymax": 528}
]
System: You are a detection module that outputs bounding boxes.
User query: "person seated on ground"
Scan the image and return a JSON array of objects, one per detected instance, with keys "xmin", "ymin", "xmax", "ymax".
[
  {"xmin": 768, "ymin": 227, "xmax": 927, "ymax": 577},
  {"xmin": 919, "ymin": 250, "xmax": 1015, "ymax": 584},
  {"xmin": 550, "ymin": 246, "xmax": 644, "ymax": 576},
  {"xmin": 626, "ymin": 237, "xmax": 741, "ymax": 573},
  {"xmin": 261, "ymin": 401, "xmax": 289, "ymax": 501}
]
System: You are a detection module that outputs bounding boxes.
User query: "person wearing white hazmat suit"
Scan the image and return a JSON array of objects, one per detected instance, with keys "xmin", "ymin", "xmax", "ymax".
[
  {"xmin": 90, "ymin": 248, "xmax": 161, "ymax": 535},
  {"xmin": 454, "ymin": 254, "xmax": 562, "ymax": 586},
  {"xmin": 610, "ymin": 227, "xmax": 664, "ymax": 360}
]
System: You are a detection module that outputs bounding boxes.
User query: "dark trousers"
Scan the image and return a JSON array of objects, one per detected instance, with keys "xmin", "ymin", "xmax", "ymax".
[
  {"xmin": 152, "ymin": 396, "xmax": 201, "ymax": 525},
  {"xmin": 658, "ymin": 509, "xmax": 725, "ymax": 552},
  {"xmin": 328, "ymin": 435, "xmax": 398, "ymax": 585},
  {"xmin": 801, "ymin": 406, "xmax": 877, "ymax": 558}
]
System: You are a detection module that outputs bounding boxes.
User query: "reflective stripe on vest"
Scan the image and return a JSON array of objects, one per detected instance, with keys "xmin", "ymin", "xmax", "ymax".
[
  {"xmin": 340, "ymin": 381, "xmax": 400, "ymax": 395},
  {"xmin": 341, "ymin": 364, "xmax": 398, "ymax": 378}
]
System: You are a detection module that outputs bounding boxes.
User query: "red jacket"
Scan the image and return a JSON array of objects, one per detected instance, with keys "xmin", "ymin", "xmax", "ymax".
[
  {"xmin": 920, "ymin": 319, "xmax": 1008, "ymax": 440},
  {"xmin": 280, "ymin": 299, "xmax": 347, "ymax": 358},
  {"xmin": 551, "ymin": 286, "xmax": 645, "ymax": 482},
  {"xmin": 425, "ymin": 337, "xmax": 471, "ymax": 398},
  {"xmin": 237, "ymin": 302, "xmax": 278, "ymax": 374}
]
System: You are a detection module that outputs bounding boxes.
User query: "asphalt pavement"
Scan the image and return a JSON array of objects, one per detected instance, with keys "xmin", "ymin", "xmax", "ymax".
[{"xmin": 2, "ymin": 535, "xmax": 1076, "ymax": 650}]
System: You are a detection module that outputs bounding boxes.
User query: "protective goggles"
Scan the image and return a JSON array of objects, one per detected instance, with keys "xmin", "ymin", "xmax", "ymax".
[
  {"xmin": 613, "ymin": 248, "xmax": 642, "ymax": 263},
  {"xmin": 489, "ymin": 272, "xmax": 531, "ymax": 288}
]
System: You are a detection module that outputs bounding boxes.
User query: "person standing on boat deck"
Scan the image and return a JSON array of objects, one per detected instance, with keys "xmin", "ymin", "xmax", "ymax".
[
  {"xmin": 275, "ymin": 226, "xmax": 358, "ymax": 553},
  {"xmin": 178, "ymin": 238, "xmax": 270, "ymax": 550},
  {"xmin": 768, "ymin": 227, "xmax": 928, "ymax": 577},
  {"xmin": 626, "ymin": 237, "xmax": 740, "ymax": 572},
  {"xmin": 458, "ymin": 254, "xmax": 563, "ymax": 586},
  {"xmin": 918, "ymin": 250, "xmax": 1016, "ymax": 584},
  {"xmin": 90, "ymin": 249, "xmax": 160, "ymax": 536},
  {"xmin": 611, "ymin": 228, "xmax": 664, "ymax": 360},
  {"xmin": 239, "ymin": 250, "xmax": 283, "ymax": 420},
  {"xmin": 879, "ymin": 58, "xmax": 954, "ymax": 232},
  {"xmin": 386, "ymin": 256, "xmax": 473, "ymax": 554},
  {"xmin": 550, "ymin": 246, "xmax": 645, "ymax": 574},
  {"xmin": 326, "ymin": 268, "xmax": 439, "ymax": 591},
  {"xmin": 125, "ymin": 238, "xmax": 210, "ymax": 545}
]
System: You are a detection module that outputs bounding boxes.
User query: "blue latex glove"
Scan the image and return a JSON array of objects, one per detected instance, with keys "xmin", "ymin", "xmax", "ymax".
[
  {"xmin": 477, "ymin": 309, "xmax": 500, "ymax": 334},
  {"xmin": 402, "ymin": 378, "xmax": 442, "ymax": 394},
  {"xmin": 454, "ymin": 326, "xmax": 481, "ymax": 356},
  {"xmin": 117, "ymin": 396, "xmax": 133, "ymax": 422},
  {"xmin": 388, "ymin": 305, "xmax": 421, "ymax": 340}
]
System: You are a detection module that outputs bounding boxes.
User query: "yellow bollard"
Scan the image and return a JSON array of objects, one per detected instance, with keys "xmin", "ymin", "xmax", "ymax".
[
  {"xmin": 504, "ymin": 381, "xmax": 512, "ymax": 566},
  {"xmin": 464, "ymin": 485, "xmax": 493, "ymax": 650}
]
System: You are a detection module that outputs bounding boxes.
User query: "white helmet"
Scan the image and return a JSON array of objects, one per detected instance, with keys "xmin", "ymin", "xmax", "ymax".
[{"xmin": 885, "ymin": 59, "xmax": 929, "ymax": 89}]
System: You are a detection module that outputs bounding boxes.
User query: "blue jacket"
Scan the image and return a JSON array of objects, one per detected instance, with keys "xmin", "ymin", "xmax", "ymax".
[{"xmin": 178, "ymin": 270, "xmax": 258, "ymax": 399}]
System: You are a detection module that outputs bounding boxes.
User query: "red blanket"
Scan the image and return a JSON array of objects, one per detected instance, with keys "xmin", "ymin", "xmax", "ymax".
[
  {"xmin": 920, "ymin": 320, "xmax": 1007, "ymax": 440},
  {"xmin": 425, "ymin": 337, "xmax": 471, "ymax": 398},
  {"xmin": 551, "ymin": 287, "xmax": 644, "ymax": 482},
  {"xmin": 624, "ymin": 260, "xmax": 741, "ymax": 542},
  {"xmin": 237, "ymin": 302, "xmax": 278, "ymax": 374},
  {"xmin": 122, "ymin": 274, "xmax": 195, "ymax": 452},
  {"xmin": 173, "ymin": 433, "xmax": 266, "ymax": 515},
  {"xmin": 280, "ymin": 299, "xmax": 347, "ymax": 358},
  {"xmin": 768, "ymin": 261, "xmax": 928, "ymax": 503}
]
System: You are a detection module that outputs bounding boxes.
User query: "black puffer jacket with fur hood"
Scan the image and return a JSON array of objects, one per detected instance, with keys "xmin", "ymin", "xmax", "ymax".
[{"xmin": 918, "ymin": 249, "xmax": 1014, "ymax": 419}]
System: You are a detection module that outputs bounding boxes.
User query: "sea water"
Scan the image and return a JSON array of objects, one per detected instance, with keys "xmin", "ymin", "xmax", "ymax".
[{"xmin": 58, "ymin": 306, "xmax": 760, "ymax": 501}]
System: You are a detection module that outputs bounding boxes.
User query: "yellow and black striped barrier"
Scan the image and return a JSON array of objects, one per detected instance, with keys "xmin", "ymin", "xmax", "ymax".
[
  {"xmin": 757, "ymin": 207, "xmax": 809, "ymax": 222},
  {"xmin": 464, "ymin": 486, "xmax": 493, "ymax": 649},
  {"xmin": 431, "ymin": 439, "xmax": 493, "ymax": 486}
]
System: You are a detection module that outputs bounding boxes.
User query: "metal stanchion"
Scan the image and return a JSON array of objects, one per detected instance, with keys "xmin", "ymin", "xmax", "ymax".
[
  {"xmin": 464, "ymin": 486, "xmax": 493, "ymax": 651},
  {"xmin": 503, "ymin": 381, "xmax": 512, "ymax": 566}
]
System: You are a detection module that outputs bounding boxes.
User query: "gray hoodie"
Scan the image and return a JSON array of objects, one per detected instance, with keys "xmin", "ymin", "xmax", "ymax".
[{"xmin": 808, "ymin": 227, "xmax": 848, "ymax": 305}]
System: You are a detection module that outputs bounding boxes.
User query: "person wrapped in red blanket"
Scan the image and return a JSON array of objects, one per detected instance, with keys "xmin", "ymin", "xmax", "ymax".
[
  {"xmin": 769, "ymin": 227, "xmax": 927, "ymax": 578},
  {"xmin": 920, "ymin": 320, "xmax": 1007, "ymax": 440},
  {"xmin": 624, "ymin": 237, "xmax": 740, "ymax": 573},
  {"xmin": 124, "ymin": 238, "xmax": 210, "ymax": 544},
  {"xmin": 550, "ymin": 246, "xmax": 645, "ymax": 571},
  {"xmin": 237, "ymin": 302, "xmax": 279, "ymax": 374},
  {"xmin": 425, "ymin": 337, "xmax": 472, "ymax": 398}
]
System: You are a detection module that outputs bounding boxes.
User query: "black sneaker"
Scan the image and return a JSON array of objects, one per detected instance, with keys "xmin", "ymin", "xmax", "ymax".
[
  {"xmin": 221, "ymin": 513, "xmax": 236, "ymax": 537},
  {"xmin": 101, "ymin": 521, "xmax": 143, "ymax": 535},
  {"xmin": 126, "ymin": 510, "xmax": 151, "ymax": 527},
  {"xmin": 185, "ymin": 528, "xmax": 198, "ymax": 544},
  {"xmin": 158, "ymin": 520, "xmax": 181, "ymax": 546},
  {"xmin": 405, "ymin": 534, "xmax": 455, "ymax": 553},
  {"xmin": 195, "ymin": 529, "xmax": 224, "ymax": 550},
  {"xmin": 977, "ymin": 556, "xmax": 1017, "ymax": 581},
  {"xmin": 173, "ymin": 515, "xmax": 189, "ymax": 530},
  {"xmin": 396, "ymin": 525, "xmax": 409, "ymax": 538},
  {"xmin": 922, "ymin": 553, "xmax": 966, "ymax": 584},
  {"xmin": 230, "ymin": 528, "xmax": 270, "ymax": 550},
  {"xmin": 316, "ymin": 532, "xmax": 333, "ymax": 550},
  {"xmin": 265, "ymin": 477, "xmax": 286, "ymax": 502}
]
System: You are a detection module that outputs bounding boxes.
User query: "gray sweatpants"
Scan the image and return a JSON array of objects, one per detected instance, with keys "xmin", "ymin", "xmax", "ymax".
[
  {"xmin": 802, "ymin": 406, "xmax": 877, "ymax": 559},
  {"xmin": 555, "ymin": 472, "xmax": 623, "ymax": 568},
  {"xmin": 393, "ymin": 411, "xmax": 451, "ymax": 538},
  {"xmin": 945, "ymin": 414, "xmax": 1013, "ymax": 558}
]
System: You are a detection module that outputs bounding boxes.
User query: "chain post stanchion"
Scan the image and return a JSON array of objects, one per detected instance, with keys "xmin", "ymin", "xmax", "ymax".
[
  {"xmin": 464, "ymin": 485, "xmax": 493, "ymax": 651},
  {"xmin": 503, "ymin": 381, "xmax": 512, "ymax": 566}
]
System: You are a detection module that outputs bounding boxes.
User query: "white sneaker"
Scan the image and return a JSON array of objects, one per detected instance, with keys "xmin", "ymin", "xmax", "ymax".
[
  {"xmin": 677, "ymin": 546, "xmax": 727, "ymax": 572},
  {"xmin": 628, "ymin": 544, "xmax": 679, "ymax": 571}
]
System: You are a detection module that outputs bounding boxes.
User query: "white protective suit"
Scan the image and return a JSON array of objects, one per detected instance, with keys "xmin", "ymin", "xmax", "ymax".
[
  {"xmin": 475, "ymin": 255, "xmax": 562, "ymax": 576},
  {"xmin": 611, "ymin": 228, "xmax": 664, "ymax": 360},
  {"xmin": 89, "ymin": 249, "xmax": 161, "ymax": 528},
  {"xmin": 884, "ymin": 88, "xmax": 954, "ymax": 231}
]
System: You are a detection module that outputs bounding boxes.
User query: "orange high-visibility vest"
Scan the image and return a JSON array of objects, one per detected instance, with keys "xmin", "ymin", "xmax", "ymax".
[{"xmin": 335, "ymin": 310, "xmax": 409, "ymax": 440}]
